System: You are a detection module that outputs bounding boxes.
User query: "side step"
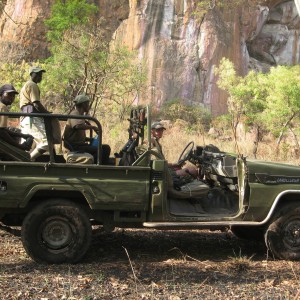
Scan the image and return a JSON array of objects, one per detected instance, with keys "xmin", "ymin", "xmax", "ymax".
[{"xmin": 143, "ymin": 221, "xmax": 262, "ymax": 229}]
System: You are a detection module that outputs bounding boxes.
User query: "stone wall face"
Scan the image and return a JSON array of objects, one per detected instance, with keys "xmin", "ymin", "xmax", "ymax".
[
  {"xmin": 0, "ymin": 0, "xmax": 128, "ymax": 61},
  {"xmin": 0, "ymin": 0, "xmax": 299, "ymax": 115},
  {"xmin": 112, "ymin": 0, "xmax": 300, "ymax": 115},
  {"xmin": 0, "ymin": 0, "xmax": 54, "ymax": 61}
]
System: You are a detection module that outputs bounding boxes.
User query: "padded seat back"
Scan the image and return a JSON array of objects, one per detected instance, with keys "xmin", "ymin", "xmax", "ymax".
[{"xmin": 0, "ymin": 140, "xmax": 31, "ymax": 162}]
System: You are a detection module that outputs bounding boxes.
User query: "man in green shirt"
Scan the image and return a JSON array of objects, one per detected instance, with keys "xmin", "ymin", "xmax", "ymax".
[
  {"xmin": 63, "ymin": 94, "xmax": 111, "ymax": 164},
  {"xmin": 19, "ymin": 66, "xmax": 50, "ymax": 160}
]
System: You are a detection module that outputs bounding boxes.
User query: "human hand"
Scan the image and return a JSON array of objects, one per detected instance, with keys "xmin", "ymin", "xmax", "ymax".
[
  {"xmin": 171, "ymin": 163, "xmax": 183, "ymax": 171},
  {"xmin": 20, "ymin": 142, "xmax": 31, "ymax": 151},
  {"xmin": 21, "ymin": 136, "xmax": 34, "ymax": 151},
  {"xmin": 23, "ymin": 134, "xmax": 34, "ymax": 139},
  {"xmin": 92, "ymin": 126, "xmax": 99, "ymax": 132}
]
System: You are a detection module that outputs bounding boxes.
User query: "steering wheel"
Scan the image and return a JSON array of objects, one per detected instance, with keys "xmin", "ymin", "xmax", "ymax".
[{"xmin": 177, "ymin": 141, "xmax": 194, "ymax": 166}]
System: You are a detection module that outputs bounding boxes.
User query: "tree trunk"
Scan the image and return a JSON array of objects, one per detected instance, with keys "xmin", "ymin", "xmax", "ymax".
[
  {"xmin": 276, "ymin": 112, "xmax": 296, "ymax": 153},
  {"xmin": 289, "ymin": 126, "xmax": 300, "ymax": 158},
  {"xmin": 252, "ymin": 125, "xmax": 261, "ymax": 159}
]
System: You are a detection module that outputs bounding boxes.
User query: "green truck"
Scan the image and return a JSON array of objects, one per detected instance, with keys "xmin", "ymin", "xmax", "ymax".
[{"xmin": 0, "ymin": 107, "xmax": 300, "ymax": 263}]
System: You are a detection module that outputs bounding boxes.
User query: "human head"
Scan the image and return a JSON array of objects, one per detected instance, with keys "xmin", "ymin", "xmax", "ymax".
[
  {"xmin": 29, "ymin": 66, "xmax": 46, "ymax": 83},
  {"xmin": 151, "ymin": 121, "xmax": 166, "ymax": 140},
  {"xmin": 0, "ymin": 84, "xmax": 19, "ymax": 106},
  {"xmin": 73, "ymin": 94, "xmax": 90, "ymax": 113}
]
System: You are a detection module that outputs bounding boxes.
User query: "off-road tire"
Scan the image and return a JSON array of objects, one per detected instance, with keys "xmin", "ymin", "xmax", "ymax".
[
  {"xmin": 265, "ymin": 203, "xmax": 300, "ymax": 260},
  {"xmin": 21, "ymin": 199, "xmax": 92, "ymax": 264}
]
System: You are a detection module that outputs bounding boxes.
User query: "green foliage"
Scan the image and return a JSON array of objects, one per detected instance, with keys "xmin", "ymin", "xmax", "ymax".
[
  {"xmin": 160, "ymin": 99, "xmax": 211, "ymax": 131},
  {"xmin": 195, "ymin": 0, "xmax": 267, "ymax": 18},
  {"xmin": 263, "ymin": 65, "xmax": 300, "ymax": 136},
  {"xmin": 0, "ymin": 61, "xmax": 62, "ymax": 112},
  {"xmin": 45, "ymin": 0, "xmax": 98, "ymax": 43},
  {"xmin": 212, "ymin": 114, "xmax": 231, "ymax": 131},
  {"xmin": 43, "ymin": 1, "xmax": 147, "ymax": 119},
  {"xmin": 215, "ymin": 58, "xmax": 269, "ymax": 153},
  {"xmin": 216, "ymin": 58, "xmax": 300, "ymax": 153},
  {"xmin": 0, "ymin": 61, "xmax": 33, "ymax": 111}
]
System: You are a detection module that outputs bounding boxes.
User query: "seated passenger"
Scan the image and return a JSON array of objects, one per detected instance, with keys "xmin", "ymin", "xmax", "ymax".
[
  {"xmin": 0, "ymin": 84, "xmax": 34, "ymax": 151},
  {"xmin": 63, "ymin": 94, "xmax": 111, "ymax": 164},
  {"xmin": 151, "ymin": 121, "xmax": 198, "ymax": 182}
]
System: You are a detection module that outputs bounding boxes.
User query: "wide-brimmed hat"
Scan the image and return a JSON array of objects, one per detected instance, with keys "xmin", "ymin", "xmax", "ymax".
[{"xmin": 151, "ymin": 121, "xmax": 166, "ymax": 130}]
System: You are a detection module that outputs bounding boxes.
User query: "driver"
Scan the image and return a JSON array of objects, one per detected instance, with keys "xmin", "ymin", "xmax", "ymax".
[{"xmin": 151, "ymin": 121, "xmax": 198, "ymax": 179}]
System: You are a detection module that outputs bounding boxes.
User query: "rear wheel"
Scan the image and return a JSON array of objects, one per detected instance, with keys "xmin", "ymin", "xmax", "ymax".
[
  {"xmin": 265, "ymin": 203, "xmax": 300, "ymax": 260},
  {"xmin": 21, "ymin": 199, "xmax": 92, "ymax": 264}
]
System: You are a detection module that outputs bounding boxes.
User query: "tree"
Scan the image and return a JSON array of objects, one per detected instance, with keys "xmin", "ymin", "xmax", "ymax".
[
  {"xmin": 263, "ymin": 65, "xmax": 300, "ymax": 152},
  {"xmin": 160, "ymin": 99, "xmax": 211, "ymax": 133},
  {"xmin": 44, "ymin": 0, "xmax": 98, "ymax": 44},
  {"xmin": 242, "ymin": 71, "xmax": 268, "ymax": 158},
  {"xmin": 215, "ymin": 58, "xmax": 243, "ymax": 152},
  {"xmin": 216, "ymin": 58, "xmax": 268, "ymax": 157},
  {"xmin": 44, "ymin": 0, "xmax": 146, "ymax": 118}
]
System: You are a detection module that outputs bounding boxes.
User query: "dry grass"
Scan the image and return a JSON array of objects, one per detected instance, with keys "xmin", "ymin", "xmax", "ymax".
[
  {"xmin": 102, "ymin": 118, "xmax": 300, "ymax": 165},
  {"xmin": 1, "ymin": 229, "xmax": 300, "ymax": 299},
  {"xmin": 1, "ymin": 118, "xmax": 300, "ymax": 299}
]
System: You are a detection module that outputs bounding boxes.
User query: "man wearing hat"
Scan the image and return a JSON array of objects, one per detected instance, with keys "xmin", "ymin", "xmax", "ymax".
[
  {"xmin": 151, "ymin": 121, "xmax": 198, "ymax": 179},
  {"xmin": 63, "ymin": 93, "xmax": 111, "ymax": 164},
  {"xmin": 19, "ymin": 66, "xmax": 50, "ymax": 160},
  {"xmin": 0, "ymin": 84, "xmax": 33, "ymax": 151},
  {"xmin": 151, "ymin": 121, "xmax": 166, "ymax": 159}
]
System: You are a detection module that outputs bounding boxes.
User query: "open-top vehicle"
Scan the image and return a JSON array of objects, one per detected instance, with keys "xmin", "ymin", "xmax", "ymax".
[{"xmin": 0, "ymin": 106, "xmax": 300, "ymax": 263}]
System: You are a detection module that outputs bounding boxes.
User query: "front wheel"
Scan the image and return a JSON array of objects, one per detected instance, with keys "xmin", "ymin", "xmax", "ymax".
[
  {"xmin": 21, "ymin": 199, "xmax": 92, "ymax": 264},
  {"xmin": 265, "ymin": 203, "xmax": 300, "ymax": 260}
]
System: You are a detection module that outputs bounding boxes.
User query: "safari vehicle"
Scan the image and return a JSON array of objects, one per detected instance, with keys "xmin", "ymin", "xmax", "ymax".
[{"xmin": 0, "ymin": 107, "xmax": 300, "ymax": 264}]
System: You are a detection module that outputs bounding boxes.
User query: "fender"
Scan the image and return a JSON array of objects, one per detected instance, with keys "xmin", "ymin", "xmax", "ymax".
[{"xmin": 20, "ymin": 183, "xmax": 95, "ymax": 208}]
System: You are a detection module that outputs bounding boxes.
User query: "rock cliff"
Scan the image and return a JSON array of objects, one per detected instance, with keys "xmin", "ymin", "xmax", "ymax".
[{"xmin": 0, "ymin": 0, "xmax": 299, "ymax": 115}]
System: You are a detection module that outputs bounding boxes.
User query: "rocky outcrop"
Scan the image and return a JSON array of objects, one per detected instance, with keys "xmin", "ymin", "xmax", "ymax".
[
  {"xmin": 0, "ymin": 0, "xmax": 128, "ymax": 61},
  {"xmin": 0, "ymin": 0, "xmax": 54, "ymax": 61},
  {"xmin": 112, "ymin": 0, "xmax": 300, "ymax": 115},
  {"xmin": 0, "ymin": 0, "xmax": 299, "ymax": 115}
]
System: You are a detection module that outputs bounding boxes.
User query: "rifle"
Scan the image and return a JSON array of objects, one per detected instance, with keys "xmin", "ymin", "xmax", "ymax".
[{"xmin": 118, "ymin": 108, "xmax": 147, "ymax": 166}]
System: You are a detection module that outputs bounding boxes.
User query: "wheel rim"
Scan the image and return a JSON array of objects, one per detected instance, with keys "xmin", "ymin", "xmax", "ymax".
[
  {"xmin": 40, "ymin": 217, "xmax": 74, "ymax": 250},
  {"xmin": 283, "ymin": 218, "xmax": 300, "ymax": 251}
]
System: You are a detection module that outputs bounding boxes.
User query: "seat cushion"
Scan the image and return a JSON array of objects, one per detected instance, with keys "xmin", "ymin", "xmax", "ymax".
[
  {"xmin": 168, "ymin": 179, "xmax": 209, "ymax": 199},
  {"xmin": 64, "ymin": 152, "xmax": 94, "ymax": 164}
]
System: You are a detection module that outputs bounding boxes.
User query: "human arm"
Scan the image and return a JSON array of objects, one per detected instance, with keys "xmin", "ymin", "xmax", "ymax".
[
  {"xmin": 7, "ymin": 129, "xmax": 33, "ymax": 140},
  {"xmin": 0, "ymin": 128, "xmax": 32, "ymax": 151},
  {"xmin": 73, "ymin": 122, "xmax": 99, "ymax": 133},
  {"xmin": 168, "ymin": 162, "xmax": 185, "ymax": 169},
  {"xmin": 26, "ymin": 82, "xmax": 50, "ymax": 113},
  {"xmin": 32, "ymin": 101, "xmax": 50, "ymax": 113}
]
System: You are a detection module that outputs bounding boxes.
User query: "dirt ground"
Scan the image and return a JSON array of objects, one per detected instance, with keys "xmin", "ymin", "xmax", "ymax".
[{"xmin": 0, "ymin": 228, "xmax": 299, "ymax": 300}]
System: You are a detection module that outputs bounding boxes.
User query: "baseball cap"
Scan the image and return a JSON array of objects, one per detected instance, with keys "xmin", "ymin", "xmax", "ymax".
[
  {"xmin": 151, "ymin": 121, "xmax": 166, "ymax": 130},
  {"xmin": 73, "ymin": 94, "xmax": 90, "ymax": 104},
  {"xmin": 0, "ymin": 84, "xmax": 19, "ymax": 96},
  {"xmin": 29, "ymin": 66, "xmax": 46, "ymax": 75}
]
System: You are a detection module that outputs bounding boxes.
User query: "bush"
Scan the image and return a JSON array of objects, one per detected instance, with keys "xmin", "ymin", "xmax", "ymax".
[{"xmin": 160, "ymin": 99, "xmax": 211, "ymax": 131}]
